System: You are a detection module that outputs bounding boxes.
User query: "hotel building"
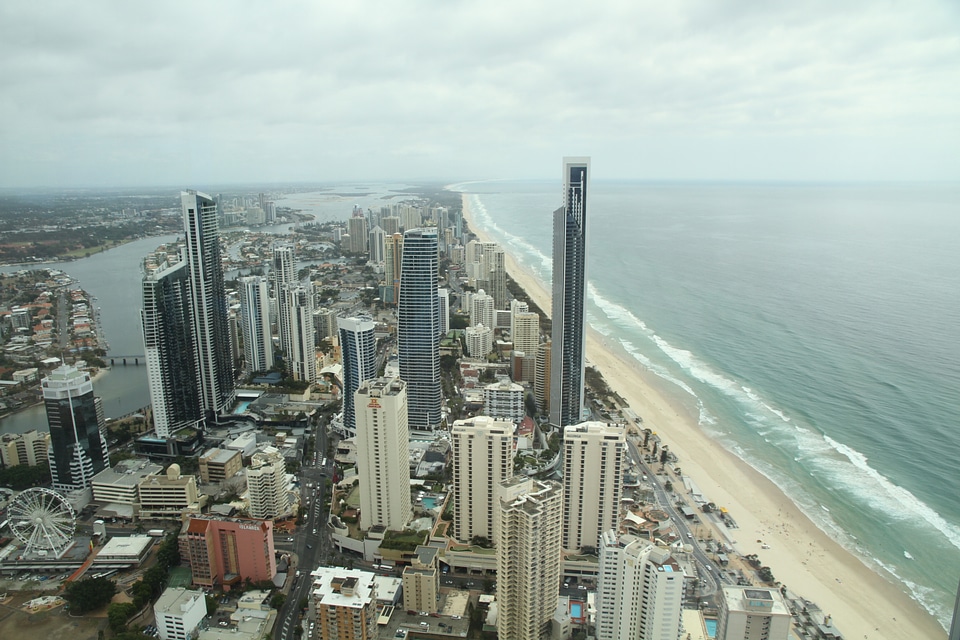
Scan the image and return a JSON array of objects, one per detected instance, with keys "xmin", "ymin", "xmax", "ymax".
[
  {"xmin": 0, "ymin": 429, "xmax": 49, "ymax": 467},
  {"xmin": 496, "ymin": 476, "xmax": 563, "ymax": 640},
  {"xmin": 717, "ymin": 586, "xmax": 792, "ymax": 640},
  {"xmin": 179, "ymin": 516, "xmax": 277, "ymax": 590},
  {"xmin": 355, "ymin": 377, "xmax": 411, "ymax": 531},
  {"xmin": 483, "ymin": 380, "xmax": 525, "ymax": 423},
  {"xmin": 451, "ymin": 416, "xmax": 514, "ymax": 543},
  {"xmin": 597, "ymin": 531, "xmax": 684, "ymax": 640},
  {"xmin": 563, "ymin": 421, "xmax": 625, "ymax": 552}
]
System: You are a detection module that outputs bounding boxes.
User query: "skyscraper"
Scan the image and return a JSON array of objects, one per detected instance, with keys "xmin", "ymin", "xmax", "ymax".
[
  {"xmin": 281, "ymin": 285, "xmax": 316, "ymax": 383},
  {"xmin": 142, "ymin": 253, "xmax": 202, "ymax": 438},
  {"xmin": 597, "ymin": 531, "xmax": 684, "ymax": 640},
  {"xmin": 44, "ymin": 364, "xmax": 109, "ymax": 492},
  {"xmin": 182, "ymin": 190, "xmax": 235, "ymax": 418},
  {"xmin": 355, "ymin": 377, "xmax": 411, "ymax": 531},
  {"xmin": 348, "ymin": 210, "xmax": 369, "ymax": 255},
  {"xmin": 272, "ymin": 242, "xmax": 297, "ymax": 355},
  {"xmin": 238, "ymin": 276, "xmax": 274, "ymax": 373},
  {"xmin": 562, "ymin": 421, "xmax": 625, "ymax": 552},
  {"xmin": 437, "ymin": 288, "xmax": 450, "ymax": 335},
  {"xmin": 368, "ymin": 225, "xmax": 386, "ymax": 264},
  {"xmin": 550, "ymin": 157, "xmax": 590, "ymax": 427},
  {"xmin": 397, "ymin": 228, "xmax": 442, "ymax": 431},
  {"xmin": 496, "ymin": 476, "xmax": 563, "ymax": 640},
  {"xmin": 384, "ymin": 233, "xmax": 403, "ymax": 305},
  {"xmin": 338, "ymin": 315, "xmax": 378, "ymax": 436},
  {"xmin": 451, "ymin": 416, "xmax": 514, "ymax": 543}
]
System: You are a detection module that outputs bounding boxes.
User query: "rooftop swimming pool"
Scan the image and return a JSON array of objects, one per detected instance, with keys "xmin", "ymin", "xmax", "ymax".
[
  {"xmin": 570, "ymin": 603, "xmax": 582, "ymax": 618},
  {"xmin": 705, "ymin": 618, "xmax": 717, "ymax": 637},
  {"xmin": 233, "ymin": 400, "xmax": 252, "ymax": 414}
]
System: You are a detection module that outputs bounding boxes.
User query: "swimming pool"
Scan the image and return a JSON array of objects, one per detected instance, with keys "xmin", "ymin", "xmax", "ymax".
[
  {"xmin": 570, "ymin": 603, "xmax": 582, "ymax": 618},
  {"xmin": 233, "ymin": 400, "xmax": 251, "ymax": 414},
  {"xmin": 705, "ymin": 618, "xmax": 717, "ymax": 637},
  {"xmin": 421, "ymin": 496, "xmax": 437, "ymax": 510}
]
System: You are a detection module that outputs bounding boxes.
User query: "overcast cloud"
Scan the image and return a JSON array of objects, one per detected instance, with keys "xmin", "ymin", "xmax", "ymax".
[{"xmin": 1, "ymin": 0, "xmax": 958, "ymax": 187}]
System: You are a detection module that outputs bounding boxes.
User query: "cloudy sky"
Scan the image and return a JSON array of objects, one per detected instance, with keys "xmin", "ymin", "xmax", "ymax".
[{"xmin": 1, "ymin": 0, "xmax": 958, "ymax": 187}]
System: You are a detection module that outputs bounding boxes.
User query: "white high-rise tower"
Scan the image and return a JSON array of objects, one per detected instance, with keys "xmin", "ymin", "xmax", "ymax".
[
  {"xmin": 450, "ymin": 416, "xmax": 514, "ymax": 543},
  {"xmin": 562, "ymin": 421, "xmax": 625, "ymax": 552},
  {"xmin": 238, "ymin": 276, "xmax": 274, "ymax": 373}
]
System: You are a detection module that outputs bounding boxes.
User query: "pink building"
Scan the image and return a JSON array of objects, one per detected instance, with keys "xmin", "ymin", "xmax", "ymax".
[{"xmin": 179, "ymin": 516, "xmax": 277, "ymax": 590}]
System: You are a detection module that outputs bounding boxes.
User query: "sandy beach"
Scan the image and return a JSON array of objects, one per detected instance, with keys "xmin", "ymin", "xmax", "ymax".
[{"xmin": 460, "ymin": 194, "xmax": 945, "ymax": 640}]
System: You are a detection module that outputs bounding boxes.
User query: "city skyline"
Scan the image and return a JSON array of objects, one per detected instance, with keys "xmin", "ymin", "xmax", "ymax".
[{"xmin": 1, "ymin": 1, "xmax": 957, "ymax": 188}]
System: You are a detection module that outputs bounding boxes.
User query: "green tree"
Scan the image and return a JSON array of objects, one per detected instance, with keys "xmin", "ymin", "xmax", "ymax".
[
  {"xmin": 63, "ymin": 576, "xmax": 117, "ymax": 613},
  {"xmin": 270, "ymin": 593, "xmax": 287, "ymax": 609},
  {"xmin": 108, "ymin": 601, "xmax": 138, "ymax": 632}
]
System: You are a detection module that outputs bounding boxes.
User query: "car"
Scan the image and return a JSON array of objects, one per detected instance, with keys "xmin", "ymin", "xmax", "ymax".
[
  {"xmin": 451, "ymin": 615, "xmax": 462, "ymax": 620},
  {"xmin": 577, "ymin": 585, "xmax": 587, "ymax": 590},
  {"xmin": 419, "ymin": 611, "xmax": 427, "ymax": 616},
  {"xmin": 563, "ymin": 582, "xmax": 569, "ymax": 588},
  {"xmin": 306, "ymin": 544, "xmax": 313, "ymax": 549},
  {"xmin": 419, "ymin": 622, "xmax": 429, "ymax": 628},
  {"xmin": 219, "ymin": 621, "xmax": 229, "ymax": 627}
]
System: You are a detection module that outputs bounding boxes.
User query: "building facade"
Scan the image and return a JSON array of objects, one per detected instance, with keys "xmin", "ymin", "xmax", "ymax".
[
  {"xmin": 198, "ymin": 447, "xmax": 243, "ymax": 484},
  {"xmin": 310, "ymin": 567, "xmax": 378, "ymax": 640},
  {"xmin": 179, "ymin": 516, "xmax": 277, "ymax": 591},
  {"xmin": 281, "ymin": 285, "xmax": 316, "ymax": 382},
  {"xmin": 355, "ymin": 377, "xmax": 411, "ymax": 531},
  {"xmin": 496, "ymin": 476, "xmax": 563, "ymax": 640},
  {"xmin": 246, "ymin": 446, "xmax": 291, "ymax": 520},
  {"xmin": 155, "ymin": 587, "xmax": 206, "ymax": 640},
  {"xmin": 562, "ymin": 421, "xmax": 625, "ymax": 552},
  {"xmin": 137, "ymin": 464, "xmax": 202, "ymax": 519},
  {"xmin": 0, "ymin": 429, "xmax": 49, "ymax": 467},
  {"xmin": 43, "ymin": 364, "xmax": 109, "ymax": 492},
  {"xmin": 182, "ymin": 191, "xmax": 236, "ymax": 419},
  {"xmin": 337, "ymin": 315, "xmax": 378, "ymax": 437},
  {"xmin": 142, "ymin": 254, "xmax": 202, "ymax": 438},
  {"xmin": 451, "ymin": 416, "xmax": 514, "ymax": 543},
  {"xmin": 549, "ymin": 158, "xmax": 590, "ymax": 427},
  {"xmin": 238, "ymin": 275, "xmax": 274, "ymax": 373},
  {"xmin": 597, "ymin": 531, "xmax": 684, "ymax": 640},
  {"xmin": 717, "ymin": 586, "xmax": 792, "ymax": 640},
  {"xmin": 397, "ymin": 228, "xmax": 441, "ymax": 431}
]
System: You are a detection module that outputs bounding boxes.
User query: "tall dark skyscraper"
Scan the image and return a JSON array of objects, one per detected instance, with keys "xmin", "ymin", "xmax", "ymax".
[
  {"xmin": 44, "ymin": 364, "xmax": 109, "ymax": 492},
  {"xmin": 398, "ymin": 228, "xmax": 442, "ymax": 431},
  {"xmin": 182, "ymin": 191, "xmax": 235, "ymax": 419},
  {"xmin": 550, "ymin": 157, "xmax": 590, "ymax": 427},
  {"xmin": 142, "ymin": 254, "xmax": 201, "ymax": 437}
]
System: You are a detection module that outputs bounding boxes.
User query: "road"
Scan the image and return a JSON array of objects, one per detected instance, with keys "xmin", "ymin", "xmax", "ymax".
[
  {"xmin": 273, "ymin": 418, "xmax": 339, "ymax": 640},
  {"xmin": 626, "ymin": 438, "xmax": 724, "ymax": 603}
]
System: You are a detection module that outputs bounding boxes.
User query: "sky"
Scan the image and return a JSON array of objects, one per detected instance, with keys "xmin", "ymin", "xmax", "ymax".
[{"xmin": 1, "ymin": 0, "xmax": 958, "ymax": 187}]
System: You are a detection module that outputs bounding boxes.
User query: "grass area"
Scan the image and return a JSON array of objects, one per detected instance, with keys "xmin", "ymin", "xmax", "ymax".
[
  {"xmin": 344, "ymin": 484, "xmax": 361, "ymax": 508},
  {"xmin": 380, "ymin": 529, "xmax": 427, "ymax": 551},
  {"xmin": 449, "ymin": 544, "xmax": 497, "ymax": 556}
]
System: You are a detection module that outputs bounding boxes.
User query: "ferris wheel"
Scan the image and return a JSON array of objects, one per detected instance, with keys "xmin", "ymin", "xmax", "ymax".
[{"xmin": 7, "ymin": 487, "xmax": 77, "ymax": 557}]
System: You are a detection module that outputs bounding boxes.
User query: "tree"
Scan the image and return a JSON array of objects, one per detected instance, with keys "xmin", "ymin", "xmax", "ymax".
[
  {"xmin": 206, "ymin": 595, "xmax": 218, "ymax": 616},
  {"xmin": 270, "ymin": 593, "xmax": 287, "ymax": 609},
  {"xmin": 63, "ymin": 576, "xmax": 117, "ymax": 613},
  {"xmin": 108, "ymin": 601, "xmax": 138, "ymax": 632}
]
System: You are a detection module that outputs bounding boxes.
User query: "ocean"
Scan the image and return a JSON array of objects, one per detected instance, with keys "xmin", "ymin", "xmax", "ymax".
[{"xmin": 450, "ymin": 179, "xmax": 960, "ymax": 629}]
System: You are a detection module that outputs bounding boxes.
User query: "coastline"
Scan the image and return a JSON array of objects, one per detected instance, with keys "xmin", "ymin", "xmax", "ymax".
[{"xmin": 460, "ymin": 193, "xmax": 944, "ymax": 639}]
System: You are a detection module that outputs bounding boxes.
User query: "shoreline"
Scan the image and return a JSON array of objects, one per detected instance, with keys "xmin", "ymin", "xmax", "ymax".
[{"xmin": 459, "ymin": 192, "xmax": 945, "ymax": 639}]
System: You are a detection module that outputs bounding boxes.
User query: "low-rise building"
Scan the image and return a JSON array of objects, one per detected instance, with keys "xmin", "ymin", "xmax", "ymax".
[
  {"xmin": 137, "ymin": 464, "xmax": 203, "ymax": 519},
  {"xmin": 0, "ymin": 429, "xmax": 50, "ymax": 467},
  {"xmin": 155, "ymin": 587, "xmax": 206, "ymax": 640},
  {"xmin": 718, "ymin": 586, "xmax": 792, "ymax": 640},
  {"xmin": 310, "ymin": 567, "xmax": 378, "ymax": 640},
  {"xmin": 94, "ymin": 534, "xmax": 154, "ymax": 568},
  {"xmin": 91, "ymin": 459, "xmax": 163, "ymax": 517},
  {"xmin": 199, "ymin": 448, "xmax": 243, "ymax": 484},
  {"xmin": 402, "ymin": 545, "xmax": 439, "ymax": 614}
]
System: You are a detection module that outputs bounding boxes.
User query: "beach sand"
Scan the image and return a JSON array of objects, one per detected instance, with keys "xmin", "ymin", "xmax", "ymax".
[{"xmin": 460, "ymin": 194, "xmax": 945, "ymax": 640}]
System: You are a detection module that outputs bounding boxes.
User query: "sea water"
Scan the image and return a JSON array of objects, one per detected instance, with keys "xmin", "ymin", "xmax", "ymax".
[{"xmin": 450, "ymin": 179, "xmax": 960, "ymax": 629}]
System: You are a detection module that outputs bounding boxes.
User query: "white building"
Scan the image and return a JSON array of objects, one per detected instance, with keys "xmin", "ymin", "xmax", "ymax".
[
  {"xmin": 483, "ymin": 380, "xmax": 525, "ymax": 423},
  {"xmin": 281, "ymin": 285, "xmax": 316, "ymax": 383},
  {"xmin": 355, "ymin": 377, "xmax": 411, "ymax": 531},
  {"xmin": 155, "ymin": 587, "xmax": 206, "ymax": 640},
  {"xmin": 512, "ymin": 311, "xmax": 540, "ymax": 358},
  {"xmin": 496, "ymin": 476, "xmax": 563, "ymax": 640},
  {"xmin": 451, "ymin": 416, "xmax": 514, "ymax": 543},
  {"xmin": 246, "ymin": 446, "xmax": 291, "ymax": 520},
  {"xmin": 0, "ymin": 429, "xmax": 50, "ymax": 467},
  {"xmin": 92, "ymin": 458, "xmax": 163, "ymax": 511},
  {"xmin": 437, "ymin": 288, "xmax": 450, "ymax": 335},
  {"xmin": 717, "ymin": 586, "xmax": 792, "ymax": 640},
  {"xmin": 562, "ymin": 421, "xmax": 625, "ymax": 552},
  {"xmin": 470, "ymin": 289, "xmax": 495, "ymax": 329},
  {"xmin": 238, "ymin": 276, "xmax": 274, "ymax": 373},
  {"xmin": 137, "ymin": 464, "xmax": 202, "ymax": 519},
  {"xmin": 465, "ymin": 324, "xmax": 493, "ymax": 358},
  {"xmin": 597, "ymin": 531, "xmax": 684, "ymax": 640}
]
